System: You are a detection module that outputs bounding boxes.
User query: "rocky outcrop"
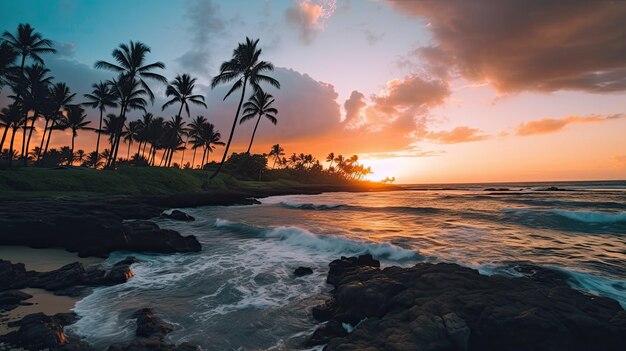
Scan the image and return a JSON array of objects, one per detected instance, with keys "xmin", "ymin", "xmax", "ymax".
[
  {"xmin": 0, "ymin": 257, "xmax": 137, "ymax": 294},
  {"xmin": 108, "ymin": 308, "xmax": 200, "ymax": 351},
  {"xmin": 0, "ymin": 312, "xmax": 92, "ymax": 351},
  {"xmin": 294, "ymin": 266, "xmax": 313, "ymax": 277},
  {"xmin": 308, "ymin": 255, "xmax": 626, "ymax": 351},
  {"xmin": 161, "ymin": 210, "xmax": 195, "ymax": 221},
  {"xmin": 0, "ymin": 213, "xmax": 201, "ymax": 257}
]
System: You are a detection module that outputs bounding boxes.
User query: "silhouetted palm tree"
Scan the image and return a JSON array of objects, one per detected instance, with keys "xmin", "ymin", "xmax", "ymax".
[
  {"xmin": 209, "ymin": 37, "xmax": 280, "ymax": 180},
  {"xmin": 18, "ymin": 64, "xmax": 53, "ymax": 163},
  {"xmin": 268, "ymin": 144, "xmax": 284, "ymax": 169},
  {"xmin": 162, "ymin": 73, "xmax": 207, "ymax": 118},
  {"xmin": 124, "ymin": 120, "xmax": 141, "ymax": 159},
  {"xmin": 0, "ymin": 42, "xmax": 17, "ymax": 92},
  {"xmin": 188, "ymin": 115, "xmax": 207, "ymax": 168},
  {"xmin": 162, "ymin": 115, "xmax": 186, "ymax": 167},
  {"xmin": 83, "ymin": 81, "xmax": 117, "ymax": 167},
  {"xmin": 2, "ymin": 23, "xmax": 56, "ymax": 75},
  {"xmin": 326, "ymin": 152, "xmax": 335, "ymax": 169},
  {"xmin": 2, "ymin": 103, "xmax": 24, "ymax": 168},
  {"xmin": 61, "ymin": 105, "xmax": 91, "ymax": 164},
  {"xmin": 105, "ymin": 74, "xmax": 148, "ymax": 167},
  {"xmin": 41, "ymin": 82, "xmax": 75, "ymax": 164},
  {"xmin": 198, "ymin": 122, "xmax": 224, "ymax": 169},
  {"xmin": 95, "ymin": 41, "xmax": 166, "ymax": 102},
  {"xmin": 240, "ymin": 89, "xmax": 277, "ymax": 154}
]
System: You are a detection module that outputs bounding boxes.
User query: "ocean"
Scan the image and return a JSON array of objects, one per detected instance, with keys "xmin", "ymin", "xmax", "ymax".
[{"xmin": 67, "ymin": 180, "xmax": 626, "ymax": 350}]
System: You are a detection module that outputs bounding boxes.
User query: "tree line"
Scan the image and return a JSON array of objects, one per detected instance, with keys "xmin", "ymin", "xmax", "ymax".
[{"xmin": 0, "ymin": 24, "xmax": 280, "ymax": 181}]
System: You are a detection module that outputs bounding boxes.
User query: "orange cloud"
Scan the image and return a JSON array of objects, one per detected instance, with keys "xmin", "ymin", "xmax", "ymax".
[
  {"xmin": 516, "ymin": 114, "xmax": 623, "ymax": 136},
  {"xmin": 425, "ymin": 126, "xmax": 489, "ymax": 144}
]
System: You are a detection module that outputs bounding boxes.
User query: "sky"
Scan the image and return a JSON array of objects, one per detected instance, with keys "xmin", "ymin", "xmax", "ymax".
[{"xmin": 1, "ymin": 0, "xmax": 625, "ymax": 183}]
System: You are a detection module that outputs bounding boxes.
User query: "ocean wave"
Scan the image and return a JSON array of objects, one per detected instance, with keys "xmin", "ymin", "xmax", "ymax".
[
  {"xmin": 550, "ymin": 210, "xmax": 626, "ymax": 224},
  {"xmin": 278, "ymin": 201, "xmax": 440, "ymax": 215},
  {"xmin": 214, "ymin": 219, "xmax": 420, "ymax": 261}
]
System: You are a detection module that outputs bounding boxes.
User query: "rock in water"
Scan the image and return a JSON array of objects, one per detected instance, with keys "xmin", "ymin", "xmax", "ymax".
[
  {"xmin": 294, "ymin": 267, "xmax": 314, "ymax": 277},
  {"xmin": 308, "ymin": 256, "xmax": 626, "ymax": 351},
  {"xmin": 1, "ymin": 312, "xmax": 89, "ymax": 350},
  {"xmin": 161, "ymin": 210, "xmax": 195, "ymax": 221}
]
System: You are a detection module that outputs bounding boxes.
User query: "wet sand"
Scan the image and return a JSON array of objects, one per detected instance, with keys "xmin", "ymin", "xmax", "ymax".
[
  {"xmin": 0, "ymin": 246, "xmax": 102, "ymax": 335},
  {"xmin": 0, "ymin": 246, "xmax": 102, "ymax": 271}
]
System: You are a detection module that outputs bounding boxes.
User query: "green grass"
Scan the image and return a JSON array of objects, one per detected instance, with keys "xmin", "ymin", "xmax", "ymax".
[{"xmin": 0, "ymin": 166, "xmax": 318, "ymax": 200}]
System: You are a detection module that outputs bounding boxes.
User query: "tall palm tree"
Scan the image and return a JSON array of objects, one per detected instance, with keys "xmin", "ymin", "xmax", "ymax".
[
  {"xmin": 0, "ymin": 42, "xmax": 18, "ymax": 92},
  {"xmin": 208, "ymin": 37, "xmax": 280, "ymax": 180},
  {"xmin": 41, "ymin": 82, "xmax": 75, "ymax": 164},
  {"xmin": 62, "ymin": 105, "xmax": 91, "ymax": 164},
  {"xmin": 240, "ymin": 89, "xmax": 278, "ymax": 154},
  {"xmin": 123, "ymin": 120, "xmax": 141, "ymax": 159},
  {"xmin": 187, "ymin": 115, "xmax": 207, "ymax": 168},
  {"xmin": 200, "ymin": 122, "xmax": 224, "ymax": 170},
  {"xmin": 2, "ymin": 23, "xmax": 56, "ymax": 76},
  {"xmin": 268, "ymin": 144, "xmax": 285, "ymax": 169},
  {"xmin": 162, "ymin": 115, "xmax": 186, "ymax": 167},
  {"xmin": 105, "ymin": 74, "xmax": 147, "ymax": 168},
  {"xmin": 162, "ymin": 73, "xmax": 207, "ymax": 118},
  {"xmin": 19, "ymin": 64, "xmax": 53, "ymax": 163},
  {"xmin": 83, "ymin": 81, "xmax": 117, "ymax": 167},
  {"xmin": 136, "ymin": 112, "xmax": 154, "ymax": 157},
  {"xmin": 2, "ymin": 103, "xmax": 24, "ymax": 168},
  {"xmin": 326, "ymin": 152, "xmax": 335, "ymax": 169},
  {"xmin": 95, "ymin": 41, "xmax": 166, "ymax": 102},
  {"xmin": 96, "ymin": 41, "xmax": 165, "ymax": 168}
]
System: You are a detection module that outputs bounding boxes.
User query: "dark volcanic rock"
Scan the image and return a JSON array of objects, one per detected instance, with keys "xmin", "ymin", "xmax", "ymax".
[
  {"xmin": 294, "ymin": 266, "xmax": 314, "ymax": 277},
  {"xmin": 108, "ymin": 308, "xmax": 200, "ymax": 351},
  {"xmin": 124, "ymin": 220, "xmax": 201, "ymax": 254},
  {"xmin": 0, "ymin": 290, "xmax": 33, "ymax": 312},
  {"xmin": 1, "ymin": 312, "xmax": 91, "ymax": 350},
  {"xmin": 308, "ymin": 257, "xmax": 626, "ymax": 351},
  {"xmin": 161, "ymin": 210, "xmax": 195, "ymax": 221},
  {"xmin": 0, "ymin": 260, "xmax": 30, "ymax": 290}
]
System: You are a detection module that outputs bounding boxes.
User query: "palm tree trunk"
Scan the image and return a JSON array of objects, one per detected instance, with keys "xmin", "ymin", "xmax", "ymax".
[
  {"xmin": 70, "ymin": 132, "xmax": 75, "ymax": 165},
  {"xmin": 41, "ymin": 120, "xmax": 56, "ymax": 165},
  {"xmin": 109, "ymin": 103, "xmax": 126, "ymax": 169},
  {"xmin": 94, "ymin": 109, "xmax": 103, "ymax": 168},
  {"xmin": 246, "ymin": 115, "xmax": 262, "ymax": 154},
  {"xmin": 142, "ymin": 141, "xmax": 148, "ymax": 158},
  {"xmin": 208, "ymin": 77, "xmax": 248, "ymax": 181},
  {"xmin": 180, "ymin": 135, "xmax": 189, "ymax": 166},
  {"xmin": 36, "ymin": 119, "xmax": 50, "ymax": 162},
  {"xmin": 191, "ymin": 147, "xmax": 197, "ymax": 169},
  {"xmin": 201, "ymin": 146, "xmax": 207, "ymax": 170},
  {"xmin": 0, "ymin": 126, "xmax": 8, "ymax": 153},
  {"xmin": 20, "ymin": 114, "xmax": 27, "ymax": 159},
  {"xmin": 9, "ymin": 127, "xmax": 17, "ymax": 169},
  {"xmin": 24, "ymin": 113, "xmax": 38, "ymax": 166},
  {"xmin": 136, "ymin": 140, "xmax": 142, "ymax": 158},
  {"xmin": 272, "ymin": 156, "xmax": 277, "ymax": 169},
  {"xmin": 127, "ymin": 140, "xmax": 132, "ymax": 159}
]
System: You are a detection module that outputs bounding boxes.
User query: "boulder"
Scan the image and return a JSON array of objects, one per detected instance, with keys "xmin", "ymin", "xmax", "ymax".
[
  {"xmin": 294, "ymin": 266, "xmax": 313, "ymax": 277},
  {"xmin": 308, "ymin": 258, "xmax": 626, "ymax": 351},
  {"xmin": 1, "ymin": 312, "xmax": 90, "ymax": 350},
  {"xmin": 0, "ymin": 290, "xmax": 33, "ymax": 312},
  {"xmin": 161, "ymin": 210, "xmax": 195, "ymax": 221}
]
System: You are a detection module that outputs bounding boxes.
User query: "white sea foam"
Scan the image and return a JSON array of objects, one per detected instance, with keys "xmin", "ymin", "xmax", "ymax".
[{"xmin": 214, "ymin": 219, "xmax": 420, "ymax": 261}]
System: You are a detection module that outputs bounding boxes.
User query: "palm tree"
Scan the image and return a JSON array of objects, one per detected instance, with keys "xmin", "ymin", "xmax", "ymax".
[
  {"xmin": 0, "ymin": 42, "xmax": 18, "ymax": 92},
  {"xmin": 187, "ymin": 115, "xmax": 207, "ymax": 168},
  {"xmin": 18, "ymin": 64, "xmax": 53, "ymax": 163},
  {"xmin": 95, "ymin": 41, "xmax": 165, "ymax": 168},
  {"xmin": 200, "ymin": 122, "xmax": 224, "ymax": 170},
  {"xmin": 2, "ymin": 103, "xmax": 24, "ymax": 168},
  {"xmin": 83, "ymin": 151, "xmax": 102, "ymax": 168},
  {"xmin": 41, "ymin": 82, "xmax": 75, "ymax": 164},
  {"xmin": 162, "ymin": 74, "xmax": 207, "ymax": 118},
  {"xmin": 95, "ymin": 41, "xmax": 166, "ymax": 102},
  {"xmin": 162, "ymin": 115, "xmax": 186, "ymax": 167},
  {"xmin": 326, "ymin": 152, "xmax": 335, "ymax": 169},
  {"xmin": 123, "ymin": 120, "xmax": 141, "ymax": 159},
  {"xmin": 240, "ymin": 89, "xmax": 278, "ymax": 154},
  {"xmin": 61, "ymin": 105, "xmax": 91, "ymax": 164},
  {"xmin": 2, "ymin": 23, "xmax": 56, "ymax": 76},
  {"xmin": 268, "ymin": 144, "xmax": 284, "ymax": 169},
  {"xmin": 83, "ymin": 81, "xmax": 117, "ymax": 167},
  {"xmin": 136, "ymin": 112, "xmax": 154, "ymax": 158},
  {"xmin": 105, "ymin": 74, "xmax": 148, "ymax": 168},
  {"xmin": 0, "ymin": 105, "xmax": 20, "ymax": 153},
  {"xmin": 208, "ymin": 37, "xmax": 280, "ymax": 180}
]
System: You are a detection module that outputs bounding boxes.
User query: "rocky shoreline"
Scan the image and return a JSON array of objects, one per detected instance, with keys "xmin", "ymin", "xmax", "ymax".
[{"xmin": 307, "ymin": 255, "xmax": 626, "ymax": 351}]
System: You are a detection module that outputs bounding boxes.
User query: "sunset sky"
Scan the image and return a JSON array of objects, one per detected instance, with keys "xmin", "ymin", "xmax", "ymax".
[{"xmin": 1, "ymin": 0, "xmax": 625, "ymax": 183}]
